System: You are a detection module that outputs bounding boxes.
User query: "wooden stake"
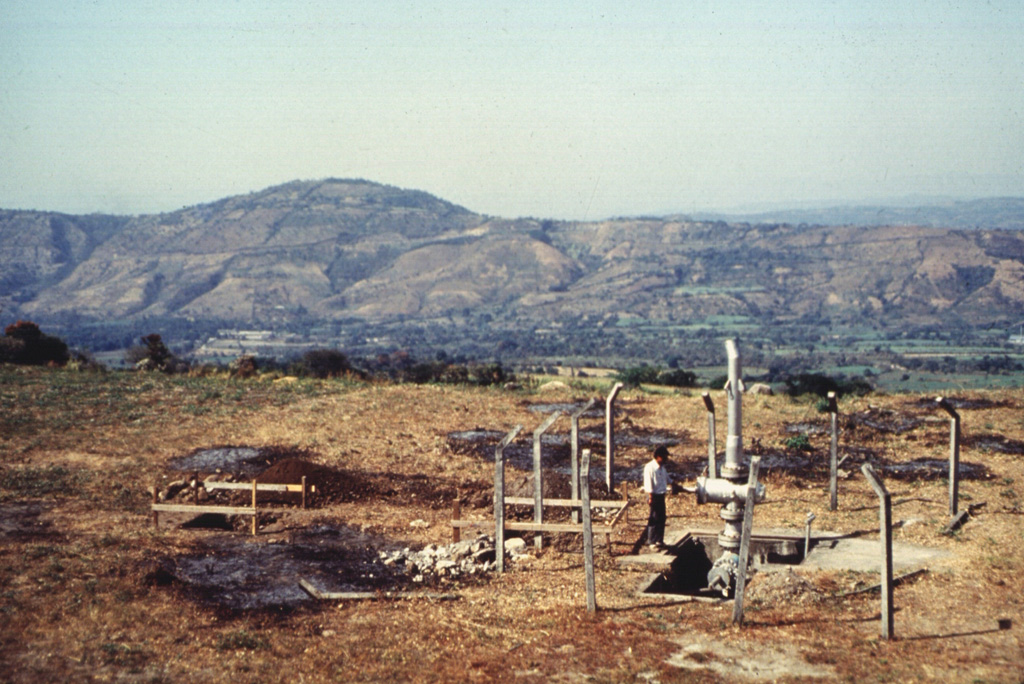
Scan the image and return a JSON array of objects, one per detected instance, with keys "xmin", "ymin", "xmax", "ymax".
[
  {"xmin": 581, "ymin": 449, "xmax": 596, "ymax": 613},
  {"xmin": 494, "ymin": 425, "xmax": 522, "ymax": 573},
  {"xmin": 251, "ymin": 479, "xmax": 258, "ymax": 536},
  {"xmin": 828, "ymin": 391, "xmax": 839, "ymax": 511},
  {"xmin": 301, "ymin": 475, "xmax": 307, "ymax": 510},
  {"xmin": 862, "ymin": 463, "xmax": 894, "ymax": 640},
  {"xmin": 702, "ymin": 392, "xmax": 717, "ymax": 478},
  {"xmin": 452, "ymin": 499, "xmax": 461, "ymax": 543},
  {"xmin": 732, "ymin": 455, "xmax": 761, "ymax": 625},
  {"xmin": 152, "ymin": 484, "xmax": 159, "ymax": 528}
]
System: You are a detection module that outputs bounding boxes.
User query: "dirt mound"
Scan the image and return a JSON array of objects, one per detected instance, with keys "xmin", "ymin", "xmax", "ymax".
[{"xmin": 745, "ymin": 568, "xmax": 824, "ymax": 607}]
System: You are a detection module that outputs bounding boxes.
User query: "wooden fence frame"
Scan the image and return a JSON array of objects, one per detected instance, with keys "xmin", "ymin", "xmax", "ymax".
[{"xmin": 150, "ymin": 476, "xmax": 309, "ymax": 536}]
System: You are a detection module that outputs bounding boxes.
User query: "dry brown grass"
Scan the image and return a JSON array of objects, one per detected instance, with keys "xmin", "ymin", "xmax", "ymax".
[{"xmin": 1, "ymin": 365, "xmax": 1023, "ymax": 682}]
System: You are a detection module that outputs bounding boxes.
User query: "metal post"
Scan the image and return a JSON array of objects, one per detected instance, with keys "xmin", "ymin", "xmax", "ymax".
[
  {"xmin": 828, "ymin": 391, "xmax": 839, "ymax": 511},
  {"xmin": 732, "ymin": 455, "xmax": 761, "ymax": 625},
  {"xmin": 533, "ymin": 411, "xmax": 562, "ymax": 549},
  {"xmin": 581, "ymin": 449, "xmax": 597, "ymax": 613},
  {"xmin": 702, "ymin": 391, "xmax": 718, "ymax": 478},
  {"xmin": 494, "ymin": 425, "xmax": 522, "ymax": 573},
  {"xmin": 861, "ymin": 463, "xmax": 894, "ymax": 640},
  {"xmin": 936, "ymin": 397, "xmax": 961, "ymax": 517},
  {"xmin": 570, "ymin": 399, "xmax": 597, "ymax": 524},
  {"xmin": 604, "ymin": 382, "xmax": 624, "ymax": 494}
]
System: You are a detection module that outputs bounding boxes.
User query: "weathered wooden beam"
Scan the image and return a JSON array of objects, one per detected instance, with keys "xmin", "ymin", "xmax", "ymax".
[
  {"xmin": 151, "ymin": 504, "xmax": 257, "ymax": 516},
  {"xmin": 298, "ymin": 579, "xmax": 458, "ymax": 601},
  {"xmin": 203, "ymin": 481, "xmax": 307, "ymax": 493},
  {"xmin": 732, "ymin": 455, "xmax": 761, "ymax": 625},
  {"xmin": 862, "ymin": 463, "xmax": 895, "ymax": 640},
  {"xmin": 581, "ymin": 448, "xmax": 597, "ymax": 613},
  {"xmin": 828, "ymin": 391, "xmax": 839, "ymax": 511},
  {"xmin": 502, "ymin": 497, "xmax": 627, "ymax": 508},
  {"xmin": 494, "ymin": 425, "xmax": 522, "ymax": 573}
]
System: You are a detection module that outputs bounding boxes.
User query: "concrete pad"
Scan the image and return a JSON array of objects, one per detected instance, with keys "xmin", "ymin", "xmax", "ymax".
[{"xmin": 801, "ymin": 537, "xmax": 950, "ymax": 574}]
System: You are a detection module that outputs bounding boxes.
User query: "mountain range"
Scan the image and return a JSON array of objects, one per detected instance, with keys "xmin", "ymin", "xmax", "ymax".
[{"xmin": 2, "ymin": 178, "xmax": 1024, "ymax": 360}]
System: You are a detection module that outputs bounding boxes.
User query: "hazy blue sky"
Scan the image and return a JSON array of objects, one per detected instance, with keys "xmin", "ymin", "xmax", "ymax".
[{"xmin": 3, "ymin": 1, "xmax": 1022, "ymax": 219}]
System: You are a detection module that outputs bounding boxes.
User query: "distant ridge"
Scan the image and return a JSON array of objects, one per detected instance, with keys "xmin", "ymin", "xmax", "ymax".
[
  {"xmin": 3, "ymin": 179, "xmax": 1024, "ymax": 360},
  {"xmin": 691, "ymin": 197, "xmax": 1024, "ymax": 231}
]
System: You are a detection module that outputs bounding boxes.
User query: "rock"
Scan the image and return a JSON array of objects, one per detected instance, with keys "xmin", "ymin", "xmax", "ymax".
[
  {"xmin": 538, "ymin": 381, "xmax": 570, "ymax": 392},
  {"xmin": 749, "ymin": 383, "xmax": 774, "ymax": 396},
  {"xmin": 505, "ymin": 538, "xmax": 527, "ymax": 554}
]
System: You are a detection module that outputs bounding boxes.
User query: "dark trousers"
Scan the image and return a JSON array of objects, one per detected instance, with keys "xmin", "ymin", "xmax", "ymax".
[{"xmin": 646, "ymin": 493, "xmax": 666, "ymax": 545}]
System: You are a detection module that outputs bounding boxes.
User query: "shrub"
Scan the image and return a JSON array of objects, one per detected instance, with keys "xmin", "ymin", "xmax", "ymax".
[
  {"xmin": 297, "ymin": 349, "xmax": 351, "ymax": 379},
  {"xmin": 657, "ymin": 368, "xmax": 698, "ymax": 387},
  {"xmin": 784, "ymin": 434, "xmax": 812, "ymax": 451},
  {"xmin": 617, "ymin": 365, "xmax": 660, "ymax": 387},
  {"xmin": 0, "ymin": 320, "xmax": 69, "ymax": 366}
]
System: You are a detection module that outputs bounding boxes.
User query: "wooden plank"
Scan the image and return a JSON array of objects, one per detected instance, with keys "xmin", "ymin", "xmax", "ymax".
[
  {"xmin": 298, "ymin": 578, "xmax": 458, "ymax": 601},
  {"xmin": 204, "ymin": 481, "xmax": 306, "ymax": 493},
  {"xmin": 450, "ymin": 519, "xmax": 613, "ymax": 536},
  {"xmin": 502, "ymin": 497, "xmax": 627, "ymax": 508},
  {"xmin": 151, "ymin": 503, "xmax": 256, "ymax": 516}
]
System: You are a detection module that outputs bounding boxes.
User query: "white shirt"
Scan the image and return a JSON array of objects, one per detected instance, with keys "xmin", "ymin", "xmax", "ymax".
[{"xmin": 643, "ymin": 459, "xmax": 669, "ymax": 495}]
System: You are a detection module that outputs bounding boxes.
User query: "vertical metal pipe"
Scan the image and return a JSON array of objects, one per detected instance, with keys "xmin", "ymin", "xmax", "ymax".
[
  {"xmin": 723, "ymin": 339, "xmax": 743, "ymax": 479},
  {"xmin": 720, "ymin": 339, "xmax": 745, "ymax": 551}
]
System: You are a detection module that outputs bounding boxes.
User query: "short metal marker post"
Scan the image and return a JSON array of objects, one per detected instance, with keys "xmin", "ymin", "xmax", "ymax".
[
  {"xmin": 861, "ymin": 463, "xmax": 894, "ymax": 640},
  {"xmin": 494, "ymin": 425, "xmax": 523, "ymax": 573},
  {"xmin": 702, "ymin": 391, "xmax": 718, "ymax": 478},
  {"xmin": 732, "ymin": 455, "xmax": 762, "ymax": 626},
  {"xmin": 581, "ymin": 448, "xmax": 597, "ymax": 613},
  {"xmin": 828, "ymin": 391, "xmax": 839, "ymax": 511},
  {"xmin": 534, "ymin": 411, "xmax": 563, "ymax": 549},
  {"xmin": 605, "ymin": 382, "xmax": 624, "ymax": 494},
  {"xmin": 936, "ymin": 397, "xmax": 961, "ymax": 517},
  {"xmin": 570, "ymin": 399, "xmax": 597, "ymax": 524}
]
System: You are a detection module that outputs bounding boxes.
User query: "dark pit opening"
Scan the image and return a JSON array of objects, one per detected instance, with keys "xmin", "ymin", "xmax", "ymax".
[{"xmin": 643, "ymin": 534, "xmax": 808, "ymax": 598}]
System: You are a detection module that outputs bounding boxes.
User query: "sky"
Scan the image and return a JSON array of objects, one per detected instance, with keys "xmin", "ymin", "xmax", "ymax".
[{"xmin": 2, "ymin": 1, "xmax": 1023, "ymax": 220}]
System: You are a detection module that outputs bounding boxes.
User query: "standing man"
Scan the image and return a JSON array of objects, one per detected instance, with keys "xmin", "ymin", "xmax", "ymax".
[{"xmin": 643, "ymin": 445, "xmax": 670, "ymax": 550}]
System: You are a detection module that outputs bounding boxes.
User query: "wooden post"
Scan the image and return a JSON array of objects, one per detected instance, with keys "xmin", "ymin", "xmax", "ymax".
[
  {"xmin": 452, "ymin": 499, "xmax": 461, "ymax": 543},
  {"xmin": 936, "ymin": 397, "xmax": 961, "ymax": 517},
  {"xmin": 533, "ymin": 411, "xmax": 563, "ymax": 550},
  {"xmin": 732, "ymin": 455, "xmax": 761, "ymax": 625},
  {"xmin": 828, "ymin": 391, "xmax": 839, "ymax": 511},
  {"xmin": 251, "ymin": 479, "xmax": 258, "ymax": 536},
  {"xmin": 152, "ymin": 484, "xmax": 159, "ymax": 528},
  {"xmin": 702, "ymin": 392, "xmax": 718, "ymax": 478},
  {"xmin": 570, "ymin": 399, "xmax": 597, "ymax": 524},
  {"xmin": 581, "ymin": 449, "xmax": 597, "ymax": 613},
  {"xmin": 861, "ymin": 463, "xmax": 894, "ymax": 640},
  {"xmin": 301, "ymin": 475, "xmax": 307, "ymax": 510},
  {"xmin": 494, "ymin": 425, "xmax": 523, "ymax": 573},
  {"xmin": 605, "ymin": 382, "xmax": 624, "ymax": 494}
]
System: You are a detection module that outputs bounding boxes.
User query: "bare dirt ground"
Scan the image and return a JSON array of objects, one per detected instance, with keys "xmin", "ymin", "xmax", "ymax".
[{"xmin": 1, "ymin": 367, "xmax": 1023, "ymax": 682}]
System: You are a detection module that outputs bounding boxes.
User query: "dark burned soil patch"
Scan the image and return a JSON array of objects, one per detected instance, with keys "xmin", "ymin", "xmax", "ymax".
[
  {"xmin": 154, "ymin": 524, "xmax": 410, "ymax": 612},
  {"xmin": 168, "ymin": 449, "xmax": 487, "ymax": 510},
  {"xmin": 168, "ymin": 445, "xmax": 316, "ymax": 478},
  {"xmin": 879, "ymin": 457, "xmax": 993, "ymax": 481},
  {"xmin": 966, "ymin": 433, "xmax": 1024, "ymax": 456},
  {"xmin": 0, "ymin": 502, "xmax": 60, "ymax": 541},
  {"xmin": 905, "ymin": 396, "xmax": 1017, "ymax": 411},
  {"xmin": 446, "ymin": 427, "xmax": 683, "ymax": 474},
  {"xmin": 845, "ymin": 407, "xmax": 924, "ymax": 435}
]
